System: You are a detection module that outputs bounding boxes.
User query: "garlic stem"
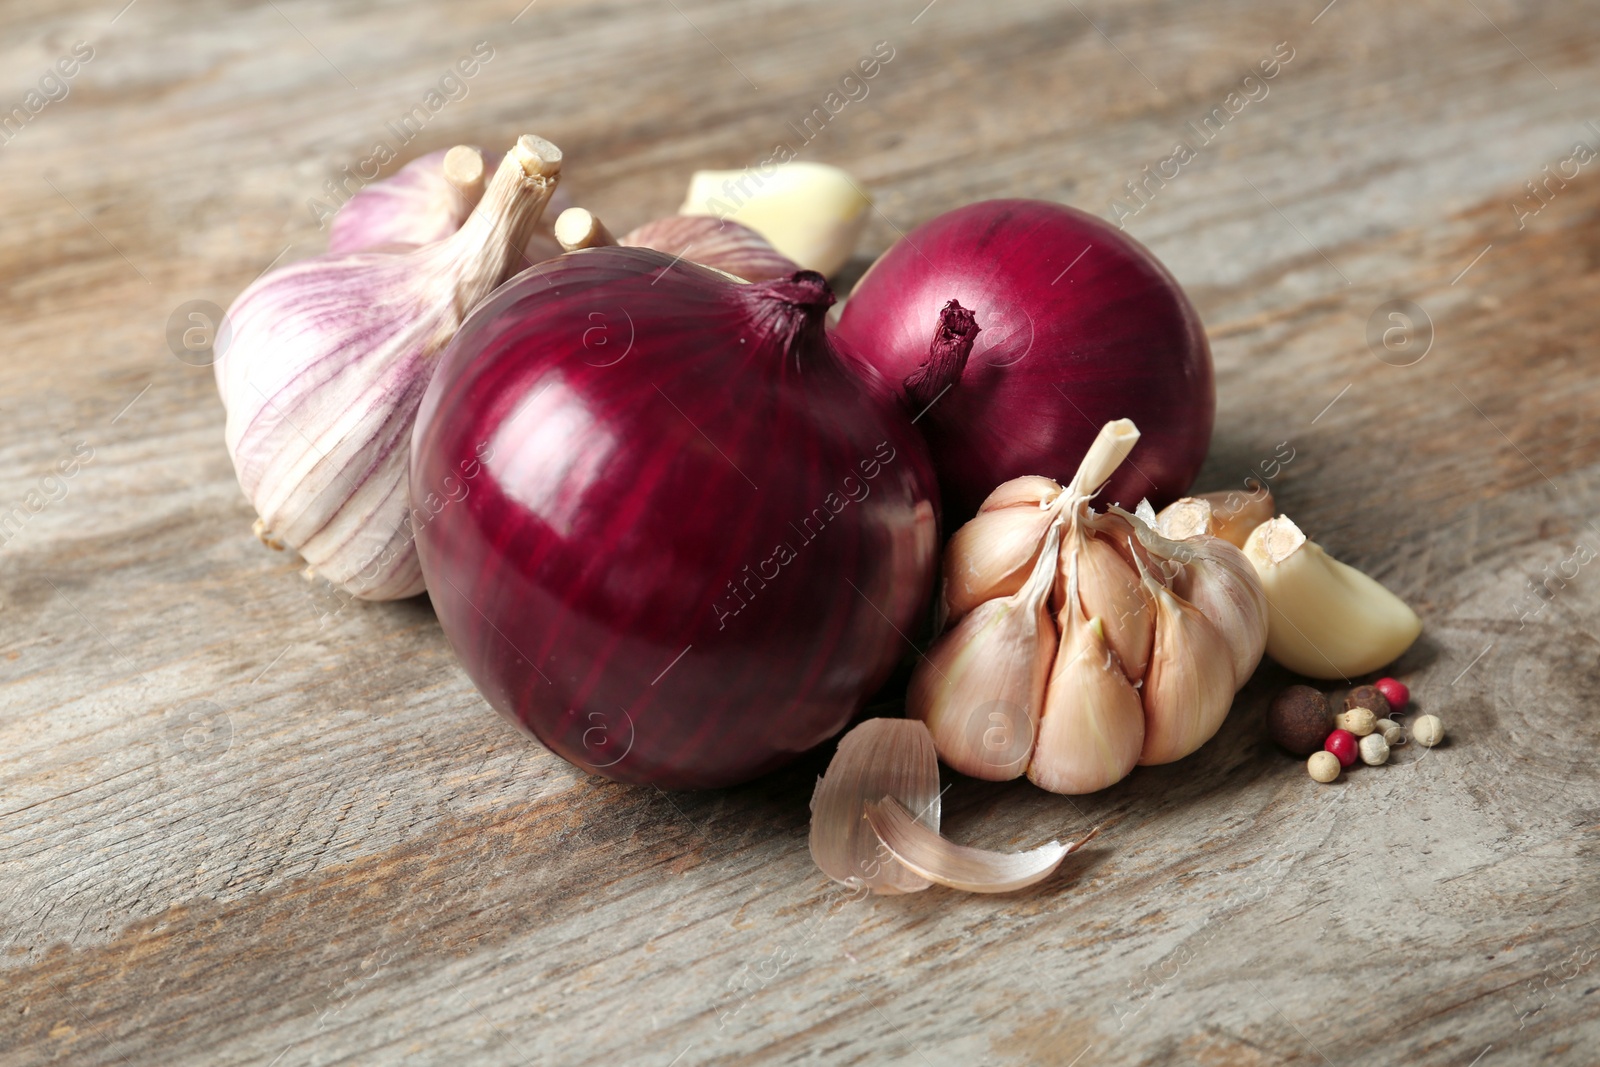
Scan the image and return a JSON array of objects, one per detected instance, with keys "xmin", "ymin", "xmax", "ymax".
[
  {"xmin": 447, "ymin": 134, "xmax": 563, "ymax": 304},
  {"xmin": 441, "ymin": 145, "xmax": 487, "ymax": 202},
  {"xmin": 554, "ymin": 207, "xmax": 617, "ymax": 252},
  {"xmin": 1066, "ymin": 419, "xmax": 1141, "ymax": 500}
]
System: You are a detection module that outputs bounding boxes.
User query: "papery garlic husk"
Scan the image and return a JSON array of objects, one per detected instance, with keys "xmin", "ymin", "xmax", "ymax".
[
  {"xmin": 1243, "ymin": 515, "xmax": 1422, "ymax": 678},
  {"xmin": 679, "ymin": 162, "xmax": 870, "ymax": 276},
  {"xmin": 1029, "ymin": 556, "xmax": 1145, "ymax": 794},
  {"xmin": 809, "ymin": 718, "xmax": 942, "ymax": 894},
  {"xmin": 864, "ymin": 796, "xmax": 1097, "ymax": 894},
  {"xmin": 941, "ymin": 483, "xmax": 1062, "ymax": 621},
  {"xmin": 218, "ymin": 135, "xmax": 563, "ymax": 599},
  {"xmin": 620, "ymin": 215, "xmax": 799, "ymax": 282},
  {"xmin": 1134, "ymin": 552, "xmax": 1238, "ymax": 765},
  {"xmin": 1114, "ymin": 507, "xmax": 1268, "ymax": 689},
  {"xmin": 1158, "ymin": 489, "xmax": 1275, "ymax": 548},
  {"xmin": 327, "ymin": 145, "xmax": 567, "ymax": 261},
  {"xmin": 907, "ymin": 521, "xmax": 1062, "ymax": 780},
  {"xmin": 1057, "ymin": 518, "xmax": 1153, "ymax": 681}
]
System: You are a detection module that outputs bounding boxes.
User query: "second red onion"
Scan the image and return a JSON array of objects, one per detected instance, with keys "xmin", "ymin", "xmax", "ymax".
[{"xmin": 834, "ymin": 199, "xmax": 1213, "ymax": 521}]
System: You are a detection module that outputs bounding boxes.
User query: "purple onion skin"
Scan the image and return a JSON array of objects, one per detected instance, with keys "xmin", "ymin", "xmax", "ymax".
[
  {"xmin": 411, "ymin": 247, "xmax": 940, "ymax": 789},
  {"xmin": 835, "ymin": 199, "xmax": 1213, "ymax": 522}
]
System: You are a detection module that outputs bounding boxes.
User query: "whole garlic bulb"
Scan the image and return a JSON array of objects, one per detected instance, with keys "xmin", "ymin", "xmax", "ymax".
[
  {"xmin": 218, "ymin": 134, "xmax": 564, "ymax": 599},
  {"xmin": 328, "ymin": 144, "xmax": 568, "ymax": 260},
  {"xmin": 908, "ymin": 419, "xmax": 1270, "ymax": 793}
]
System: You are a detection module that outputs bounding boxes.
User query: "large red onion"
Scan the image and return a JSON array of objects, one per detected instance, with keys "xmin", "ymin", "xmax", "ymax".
[
  {"xmin": 411, "ymin": 247, "xmax": 939, "ymax": 789},
  {"xmin": 834, "ymin": 199, "xmax": 1212, "ymax": 521}
]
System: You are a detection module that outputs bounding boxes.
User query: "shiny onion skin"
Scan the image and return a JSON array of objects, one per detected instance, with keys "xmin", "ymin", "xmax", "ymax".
[
  {"xmin": 835, "ymin": 199, "xmax": 1213, "ymax": 522},
  {"xmin": 411, "ymin": 247, "xmax": 940, "ymax": 789}
]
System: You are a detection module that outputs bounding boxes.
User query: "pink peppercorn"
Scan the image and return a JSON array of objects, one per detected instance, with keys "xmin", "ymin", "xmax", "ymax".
[
  {"xmin": 1374, "ymin": 677, "xmax": 1409, "ymax": 713},
  {"xmin": 1324, "ymin": 729, "xmax": 1359, "ymax": 767}
]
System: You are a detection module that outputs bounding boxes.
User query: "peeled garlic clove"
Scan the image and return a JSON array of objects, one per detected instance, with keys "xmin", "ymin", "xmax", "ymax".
[
  {"xmin": 1157, "ymin": 489, "xmax": 1275, "ymax": 548},
  {"xmin": 618, "ymin": 215, "xmax": 799, "ymax": 282},
  {"xmin": 809, "ymin": 718, "xmax": 942, "ymax": 895},
  {"xmin": 679, "ymin": 162, "xmax": 870, "ymax": 276},
  {"xmin": 1137, "ymin": 566, "xmax": 1237, "ymax": 765},
  {"xmin": 864, "ymin": 797, "xmax": 1097, "ymax": 894},
  {"xmin": 1060, "ymin": 521, "xmax": 1153, "ymax": 681},
  {"xmin": 1243, "ymin": 516, "xmax": 1423, "ymax": 679},
  {"xmin": 328, "ymin": 145, "xmax": 568, "ymax": 261},
  {"xmin": 1030, "ymin": 600, "xmax": 1145, "ymax": 794},
  {"xmin": 1113, "ymin": 507, "xmax": 1268, "ymax": 689},
  {"xmin": 941, "ymin": 503, "xmax": 1056, "ymax": 621},
  {"xmin": 908, "ymin": 521, "xmax": 1061, "ymax": 780},
  {"xmin": 219, "ymin": 135, "xmax": 564, "ymax": 599}
]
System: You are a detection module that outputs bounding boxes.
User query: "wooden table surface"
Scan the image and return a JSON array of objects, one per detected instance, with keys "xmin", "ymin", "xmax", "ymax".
[{"xmin": 3, "ymin": 0, "xmax": 1598, "ymax": 1063}]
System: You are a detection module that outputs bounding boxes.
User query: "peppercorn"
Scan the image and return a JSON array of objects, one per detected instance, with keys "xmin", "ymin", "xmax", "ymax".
[
  {"xmin": 1345, "ymin": 684, "xmax": 1391, "ymax": 718},
  {"xmin": 1335, "ymin": 706, "xmax": 1377, "ymax": 737},
  {"xmin": 1412, "ymin": 714, "xmax": 1445, "ymax": 747},
  {"xmin": 1307, "ymin": 751, "xmax": 1341, "ymax": 783},
  {"xmin": 1358, "ymin": 732, "xmax": 1390, "ymax": 766},
  {"xmin": 1268, "ymin": 685, "xmax": 1335, "ymax": 755},
  {"xmin": 1324, "ymin": 729, "xmax": 1359, "ymax": 767},
  {"xmin": 1377, "ymin": 719, "xmax": 1405, "ymax": 745},
  {"xmin": 1373, "ymin": 677, "xmax": 1409, "ymax": 713}
]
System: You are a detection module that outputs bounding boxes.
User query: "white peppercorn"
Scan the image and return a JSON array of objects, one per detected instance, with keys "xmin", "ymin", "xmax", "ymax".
[
  {"xmin": 1334, "ymin": 706, "xmax": 1377, "ymax": 737},
  {"xmin": 1307, "ymin": 750, "xmax": 1341, "ymax": 783},
  {"xmin": 1358, "ymin": 732, "xmax": 1390, "ymax": 766},
  {"xmin": 1377, "ymin": 718, "xmax": 1405, "ymax": 745},
  {"xmin": 1412, "ymin": 714, "xmax": 1445, "ymax": 747}
]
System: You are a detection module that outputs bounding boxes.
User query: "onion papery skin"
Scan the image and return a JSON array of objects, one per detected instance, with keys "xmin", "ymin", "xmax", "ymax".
[
  {"xmin": 411, "ymin": 247, "xmax": 940, "ymax": 789},
  {"xmin": 834, "ymin": 199, "xmax": 1213, "ymax": 521}
]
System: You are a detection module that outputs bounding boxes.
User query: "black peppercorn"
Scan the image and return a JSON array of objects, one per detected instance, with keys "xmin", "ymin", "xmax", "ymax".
[{"xmin": 1267, "ymin": 685, "xmax": 1334, "ymax": 755}]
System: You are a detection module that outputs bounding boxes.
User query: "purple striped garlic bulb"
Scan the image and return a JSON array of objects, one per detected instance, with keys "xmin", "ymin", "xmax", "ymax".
[{"xmin": 216, "ymin": 134, "xmax": 563, "ymax": 599}]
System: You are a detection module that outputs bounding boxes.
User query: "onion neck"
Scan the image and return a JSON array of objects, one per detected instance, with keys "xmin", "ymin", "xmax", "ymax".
[
  {"xmin": 902, "ymin": 300, "xmax": 979, "ymax": 410},
  {"xmin": 739, "ymin": 270, "xmax": 836, "ymax": 359},
  {"xmin": 439, "ymin": 134, "xmax": 563, "ymax": 315}
]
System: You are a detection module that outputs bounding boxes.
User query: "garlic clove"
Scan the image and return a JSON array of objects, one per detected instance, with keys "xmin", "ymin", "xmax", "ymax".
[
  {"xmin": 978, "ymin": 475, "xmax": 1066, "ymax": 513},
  {"xmin": 864, "ymin": 796, "xmax": 1097, "ymax": 894},
  {"xmin": 1029, "ymin": 567, "xmax": 1146, "ymax": 795},
  {"xmin": 1136, "ymin": 561, "xmax": 1238, "ymax": 765},
  {"xmin": 619, "ymin": 215, "xmax": 800, "ymax": 283},
  {"xmin": 220, "ymin": 135, "xmax": 564, "ymax": 600},
  {"xmin": 908, "ymin": 521, "xmax": 1062, "ymax": 780},
  {"xmin": 941, "ymin": 503, "xmax": 1056, "ymax": 622},
  {"xmin": 1113, "ymin": 506, "xmax": 1268, "ymax": 689},
  {"xmin": 679, "ymin": 162, "xmax": 870, "ymax": 277},
  {"xmin": 1242, "ymin": 515, "xmax": 1423, "ymax": 679},
  {"xmin": 809, "ymin": 718, "xmax": 942, "ymax": 895},
  {"xmin": 1059, "ymin": 520, "xmax": 1153, "ymax": 681},
  {"xmin": 1157, "ymin": 489, "xmax": 1275, "ymax": 548}
]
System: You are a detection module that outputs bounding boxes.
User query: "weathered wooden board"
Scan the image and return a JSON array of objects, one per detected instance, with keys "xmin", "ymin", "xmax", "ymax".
[{"xmin": 2, "ymin": 0, "xmax": 1598, "ymax": 1064}]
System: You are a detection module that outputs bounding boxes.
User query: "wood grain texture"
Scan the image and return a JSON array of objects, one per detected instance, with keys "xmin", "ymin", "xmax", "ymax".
[{"xmin": 2, "ymin": 0, "xmax": 1598, "ymax": 1064}]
